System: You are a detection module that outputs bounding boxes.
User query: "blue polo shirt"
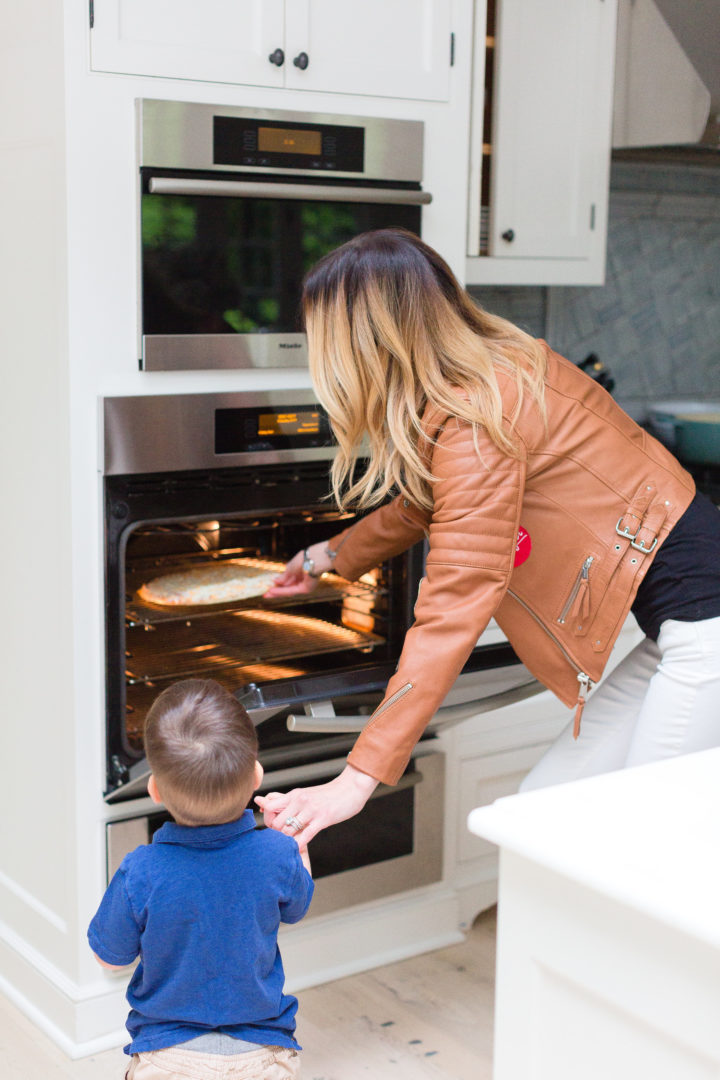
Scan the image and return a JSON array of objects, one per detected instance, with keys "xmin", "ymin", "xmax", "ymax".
[{"xmin": 88, "ymin": 810, "xmax": 314, "ymax": 1055}]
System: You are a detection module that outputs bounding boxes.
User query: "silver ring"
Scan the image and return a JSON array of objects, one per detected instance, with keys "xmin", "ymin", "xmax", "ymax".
[{"xmin": 285, "ymin": 815, "xmax": 304, "ymax": 831}]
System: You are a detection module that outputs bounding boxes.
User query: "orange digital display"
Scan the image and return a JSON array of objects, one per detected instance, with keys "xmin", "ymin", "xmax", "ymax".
[
  {"xmin": 258, "ymin": 126, "xmax": 322, "ymax": 156},
  {"xmin": 257, "ymin": 411, "xmax": 321, "ymax": 437}
]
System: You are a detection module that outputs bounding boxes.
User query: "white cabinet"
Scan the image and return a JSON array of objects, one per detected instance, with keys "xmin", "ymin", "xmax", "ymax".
[
  {"xmin": 90, "ymin": 0, "xmax": 286, "ymax": 88},
  {"xmin": 466, "ymin": 0, "xmax": 617, "ymax": 285},
  {"xmin": 469, "ymin": 751, "xmax": 720, "ymax": 1080},
  {"xmin": 90, "ymin": 0, "xmax": 453, "ymax": 101},
  {"xmin": 444, "ymin": 687, "xmax": 568, "ymax": 925}
]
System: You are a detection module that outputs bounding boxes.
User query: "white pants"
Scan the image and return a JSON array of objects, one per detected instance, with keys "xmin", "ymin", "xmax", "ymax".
[{"xmin": 520, "ymin": 615, "xmax": 720, "ymax": 792}]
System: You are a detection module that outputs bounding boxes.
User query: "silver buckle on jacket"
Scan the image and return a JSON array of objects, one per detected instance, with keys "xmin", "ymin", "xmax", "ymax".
[
  {"xmin": 630, "ymin": 534, "xmax": 658, "ymax": 554},
  {"xmin": 615, "ymin": 517, "xmax": 638, "ymax": 542},
  {"xmin": 615, "ymin": 518, "xmax": 657, "ymax": 553}
]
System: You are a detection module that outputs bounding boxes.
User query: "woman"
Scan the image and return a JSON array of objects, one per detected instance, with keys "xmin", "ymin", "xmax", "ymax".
[{"xmin": 256, "ymin": 228, "xmax": 720, "ymax": 844}]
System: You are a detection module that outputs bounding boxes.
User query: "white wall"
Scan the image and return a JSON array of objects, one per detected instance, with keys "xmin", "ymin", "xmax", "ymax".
[{"xmin": 0, "ymin": 1, "xmax": 78, "ymax": 983}]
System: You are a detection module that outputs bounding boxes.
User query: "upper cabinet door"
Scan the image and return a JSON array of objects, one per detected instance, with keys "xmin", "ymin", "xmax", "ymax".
[
  {"xmin": 284, "ymin": 0, "xmax": 452, "ymax": 101},
  {"xmin": 489, "ymin": 0, "xmax": 615, "ymax": 260},
  {"xmin": 90, "ymin": 0, "xmax": 285, "ymax": 87}
]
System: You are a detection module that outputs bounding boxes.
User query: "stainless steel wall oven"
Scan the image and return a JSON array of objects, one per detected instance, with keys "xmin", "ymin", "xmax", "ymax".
[
  {"xmin": 138, "ymin": 100, "xmax": 431, "ymax": 371},
  {"xmin": 103, "ymin": 392, "xmax": 539, "ymax": 912}
]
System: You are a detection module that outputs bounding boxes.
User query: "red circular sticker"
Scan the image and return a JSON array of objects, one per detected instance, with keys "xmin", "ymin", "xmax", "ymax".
[{"xmin": 514, "ymin": 526, "xmax": 532, "ymax": 567}]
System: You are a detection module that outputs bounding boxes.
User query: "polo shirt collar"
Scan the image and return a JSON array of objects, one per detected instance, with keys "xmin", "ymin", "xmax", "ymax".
[{"xmin": 153, "ymin": 809, "xmax": 257, "ymax": 848}]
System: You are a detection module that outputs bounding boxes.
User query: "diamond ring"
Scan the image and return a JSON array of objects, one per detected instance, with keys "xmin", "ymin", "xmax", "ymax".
[{"xmin": 285, "ymin": 815, "xmax": 304, "ymax": 831}]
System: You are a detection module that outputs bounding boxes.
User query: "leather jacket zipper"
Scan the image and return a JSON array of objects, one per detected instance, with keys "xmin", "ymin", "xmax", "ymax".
[
  {"xmin": 508, "ymin": 589, "xmax": 593, "ymax": 737},
  {"xmin": 558, "ymin": 556, "xmax": 594, "ymax": 625},
  {"xmin": 368, "ymin": 682, "xmax": 414, "ymax": 725}
]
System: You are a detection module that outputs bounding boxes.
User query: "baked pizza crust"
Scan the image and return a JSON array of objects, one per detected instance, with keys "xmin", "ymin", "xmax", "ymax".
[{"xmin": 138, "ymin": 561, "xmax": 281, "ymax": 607}]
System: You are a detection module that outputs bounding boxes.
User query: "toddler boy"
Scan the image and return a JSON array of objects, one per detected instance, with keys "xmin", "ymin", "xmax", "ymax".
[{"xmin": 88, "ymin": 678, "xmax": 313, "ymax": 1079}]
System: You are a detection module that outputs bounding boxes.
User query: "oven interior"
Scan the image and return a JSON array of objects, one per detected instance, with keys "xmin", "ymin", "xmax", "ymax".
[{"xmin": 105, "ymin": 460, "xmax": 423, "ymax": 797}]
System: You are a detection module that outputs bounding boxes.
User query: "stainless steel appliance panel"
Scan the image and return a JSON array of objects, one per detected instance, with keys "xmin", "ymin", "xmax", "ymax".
[
  {"xmin": 140, "ymin": 100, "xmax": 425, "ymax": 182},
  {"xmin": 103, "ymin": 390, "xmax": 334, "ymax": 475}
]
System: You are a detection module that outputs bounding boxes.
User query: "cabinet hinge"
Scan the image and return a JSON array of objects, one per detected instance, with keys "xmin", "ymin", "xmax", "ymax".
[
  {"xmin": 89, "ymin": 0, "xmax": 94, "ymax": 29},
  {"xmin": 450, "ymin": 32, "xmax": 455, "ymax": 66},
  {"xmin": 590, "ymin": 203, "xmax": 596, "ymax": 230}
]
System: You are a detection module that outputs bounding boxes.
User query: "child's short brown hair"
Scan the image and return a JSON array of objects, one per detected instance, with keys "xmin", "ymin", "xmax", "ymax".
[{"xmin": 144, "ymin": 679, "xmax": 259, "ymax": 825}]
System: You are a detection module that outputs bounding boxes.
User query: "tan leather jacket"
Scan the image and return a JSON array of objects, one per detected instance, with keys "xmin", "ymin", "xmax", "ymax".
[{"xmin": 329, "ymin": 344, "xmax": 695, "ymax": 786}]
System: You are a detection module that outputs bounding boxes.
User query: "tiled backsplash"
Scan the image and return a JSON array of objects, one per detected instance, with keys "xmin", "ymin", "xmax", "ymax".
[{"xmin": 467, "ymin": 161, "xmax": 720, "ymax": 410}]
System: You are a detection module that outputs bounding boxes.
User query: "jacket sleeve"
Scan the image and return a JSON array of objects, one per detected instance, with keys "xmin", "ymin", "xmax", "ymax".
[
  {"xmin": 329, "ymin": 495, "xmax": 430, "ymax": 581},
  {"xmin": 346, "ymin": 416, "xmax": 527, "ymax": 786}
]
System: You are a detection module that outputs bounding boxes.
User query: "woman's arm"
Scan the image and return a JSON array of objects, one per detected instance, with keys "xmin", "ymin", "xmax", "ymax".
[
  {"xmin": 264, "ymin": 496, "xmax": 429, "ymax": 599},
  {"xmin": 347, "ymin": 417, "xmax": 527, "ymax": 785},
  {"xmin": 259, "ymin": 416, "xmax": 527, "ymax": 837}
]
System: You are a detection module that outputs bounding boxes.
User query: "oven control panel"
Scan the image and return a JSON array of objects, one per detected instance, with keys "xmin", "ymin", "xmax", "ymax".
[
  {"xmin": 215, "ymin": 405, "xmax": 332, "ymax": 454},
  {"xmin": 139, "ymin": 100, "xmax": 424, "ymax": 184},
  {"xmin": 214, "ymin": 115, "xmax": 364, "ymax": 173}
]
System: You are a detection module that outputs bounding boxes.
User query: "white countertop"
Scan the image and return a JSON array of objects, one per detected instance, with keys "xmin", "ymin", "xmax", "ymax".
[{"xmin": 468, "ymin": 748, "xmax": 720, "ymax": 948}]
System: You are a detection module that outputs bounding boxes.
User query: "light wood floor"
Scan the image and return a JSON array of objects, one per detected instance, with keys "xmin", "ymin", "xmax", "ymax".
[{"xmin": 0, "ymin": 908, "xmax": 496, "ymax": 1080}]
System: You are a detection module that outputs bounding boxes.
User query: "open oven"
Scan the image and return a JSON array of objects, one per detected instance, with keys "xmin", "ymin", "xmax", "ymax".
[{"xmin": 103, "ymin": 391, "xmax": 541, "ymax": 910}]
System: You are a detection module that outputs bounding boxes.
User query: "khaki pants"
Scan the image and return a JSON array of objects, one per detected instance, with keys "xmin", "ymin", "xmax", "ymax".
[{"xmin": 125, "ymin": 1044, "xmax": 300, "ymax": 1080}]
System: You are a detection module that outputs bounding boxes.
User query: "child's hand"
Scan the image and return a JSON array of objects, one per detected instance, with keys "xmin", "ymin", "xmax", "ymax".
[
  {"xmin": 297, "ymin": 845, "xmax": 312, "ymax": 875},
  {"xmin": 94, "ymin": 951, "xmax": 132, "ymax": 971}
]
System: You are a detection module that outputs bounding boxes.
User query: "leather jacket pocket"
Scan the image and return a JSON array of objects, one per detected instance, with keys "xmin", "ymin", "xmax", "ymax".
[{"xmin": 557, "ymin": 556, "xmax": 595, "ymax": 636}]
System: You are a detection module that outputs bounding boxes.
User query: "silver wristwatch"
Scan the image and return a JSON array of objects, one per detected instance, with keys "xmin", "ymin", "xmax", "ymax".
[{"xmin": 302, "ymin": 548, "xmax": 320, "ymax": 578}]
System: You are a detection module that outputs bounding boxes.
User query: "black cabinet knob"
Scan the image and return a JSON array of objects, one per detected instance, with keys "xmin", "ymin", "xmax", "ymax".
[
  {"xmin": 501, "ymin": 229, "xmax": 515, "ymax": 242},
  {"xmin": 268, "ymin": 48, "xmax": 285, "ymax": 66},
  {"xmin": 293, "ymin": 51, "xmax": 309, "ymax": 70}
]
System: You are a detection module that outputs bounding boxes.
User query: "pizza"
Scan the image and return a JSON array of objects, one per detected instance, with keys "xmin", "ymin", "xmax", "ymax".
[{"xmin": 138, "ymin": 560, "xmax": 281, "ymax": 607}]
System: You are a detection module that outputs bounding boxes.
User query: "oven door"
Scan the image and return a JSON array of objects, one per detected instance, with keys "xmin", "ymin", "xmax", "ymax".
[
  {"xmin": 106, "ymin": 664, "xmax": 540, "ymax": 804},
  {"xmin": 140, "ymin": 173, "xmax": 429, "ymax": 371}
]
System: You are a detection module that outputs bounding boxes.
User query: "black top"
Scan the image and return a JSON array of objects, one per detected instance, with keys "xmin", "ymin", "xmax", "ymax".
[{"xmin": 631, "ymin": 491, "xmax": 720, "ymax": 640}]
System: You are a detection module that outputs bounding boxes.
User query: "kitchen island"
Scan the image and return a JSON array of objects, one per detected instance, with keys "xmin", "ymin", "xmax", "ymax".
[{"xmin": 468, "ymin": 747, "xmax": 720, "ymax": 1079}]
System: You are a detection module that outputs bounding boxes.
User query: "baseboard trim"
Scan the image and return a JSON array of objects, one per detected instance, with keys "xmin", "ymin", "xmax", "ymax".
[{"xmin": 282, "ymin": 885, "xmax": 465, "ymax": 992}]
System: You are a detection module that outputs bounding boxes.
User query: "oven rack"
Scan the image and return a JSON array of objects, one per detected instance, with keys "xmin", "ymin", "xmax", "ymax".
[
  {"xmin": 126, "ymin": 557, "xmax": 384, "ymax": 627},
  {"xmin": 125, "ymin": 609, "xmax": 384, "ymax": 686},
  {"xmin": 124, "ymin": 659, "xmax": 313, "ymax": 743}
]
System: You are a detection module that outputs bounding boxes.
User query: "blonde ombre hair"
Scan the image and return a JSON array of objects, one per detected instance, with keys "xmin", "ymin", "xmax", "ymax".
[{"xmin": 303, "ymin": 228, "xmax": 547, "ymax": 512}]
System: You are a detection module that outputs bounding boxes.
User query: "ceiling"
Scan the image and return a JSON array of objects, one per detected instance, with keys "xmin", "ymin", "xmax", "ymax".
[{"xmin": 654, "ymin": 0, "xmax": 720, "ymax": 115}]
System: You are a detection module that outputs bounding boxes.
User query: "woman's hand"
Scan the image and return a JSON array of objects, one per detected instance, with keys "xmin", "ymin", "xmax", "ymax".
[
  {"xmin": 254, "ymin": 764, "xmax": 379, "ymax": 845},
  {"xmin": 263, "ymin": 542, "xmax": 334, "ymax": 599}
]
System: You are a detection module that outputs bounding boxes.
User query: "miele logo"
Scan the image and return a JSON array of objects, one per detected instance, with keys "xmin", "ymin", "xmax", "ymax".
[{"xmin": 278, "ymin": 342, "xmax": 303, "ymax": 349}]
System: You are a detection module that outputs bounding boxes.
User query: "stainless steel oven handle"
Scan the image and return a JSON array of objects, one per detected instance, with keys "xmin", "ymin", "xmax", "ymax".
[
  {"xmin": 286, "ymin": 713, "xmax": 369, "ymax": 733},
  {"xmin": 287, "ymin": 679, "xmax": 544, "ymax": 735},
  {"xmin": 148, "ymin": 177, "xmax": 433, "ymax": 206}
]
